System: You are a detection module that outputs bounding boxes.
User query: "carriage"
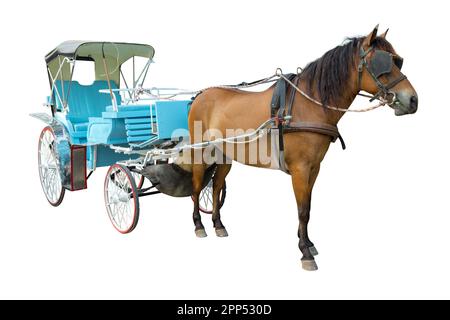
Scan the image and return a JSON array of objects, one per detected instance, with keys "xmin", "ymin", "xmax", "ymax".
[{"xmin": 32, "ymin": 41, "xmax": 226, "ymax": 233}]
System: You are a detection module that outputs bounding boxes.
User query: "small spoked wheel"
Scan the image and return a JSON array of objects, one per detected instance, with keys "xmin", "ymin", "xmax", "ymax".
[
  {"xmin": 104, "ymin": 164, "xmax": 140, "ymax": 234},
  {"xmin": 192, "ymin": 180, "xmax": 226, "ymax": 214},
  {"xmin": 131, "ymin": 171, "xmax": 145, "ymax": 189},
  {"xmin": 38, "ymin": 127, "xmax": 65, "ymax": 206}
]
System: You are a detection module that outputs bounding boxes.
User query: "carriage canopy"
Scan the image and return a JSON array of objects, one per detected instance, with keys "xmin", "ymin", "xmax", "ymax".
[{"xmin": 45, "ymin": 41, "xmax": 155, "ymax": 85}]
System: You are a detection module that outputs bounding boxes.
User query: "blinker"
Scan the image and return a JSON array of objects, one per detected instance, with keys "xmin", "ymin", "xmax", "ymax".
[
  {"xmin": 393, "ymin": 55, "xmax": 403, "ymax": 70},
  {"xmin": 369, "ymin": 50, "xmax": 403, "ymax": 78}
]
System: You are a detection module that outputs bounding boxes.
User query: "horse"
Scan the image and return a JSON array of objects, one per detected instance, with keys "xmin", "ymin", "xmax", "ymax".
[{"xmin": 186, "ymin": 26, "xmax": 418, "ymax": 271}]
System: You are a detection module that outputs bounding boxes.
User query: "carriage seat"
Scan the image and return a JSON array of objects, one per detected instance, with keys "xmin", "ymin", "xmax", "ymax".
[
  {"xmin": 54, "ymin": 80, "xmax": 121, "ymax": 117},
  {"xmin": 54, "ymin": 80, "xmax": 121, "ymax": 140}
]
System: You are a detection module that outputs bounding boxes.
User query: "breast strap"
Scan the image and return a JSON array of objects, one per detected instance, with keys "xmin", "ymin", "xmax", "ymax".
[{"xmin": 284, "ymin": 122, "xmax": 346, "ymax": 150}]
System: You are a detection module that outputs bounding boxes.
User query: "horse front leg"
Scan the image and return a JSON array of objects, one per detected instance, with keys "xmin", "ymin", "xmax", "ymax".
[
  {"xmin": 305, "ymin": 166, "xmax": 320, "ymax": 256},
  {"xmin": 290, "ymin": 165, "xmax": 318, "ymax": 271}
]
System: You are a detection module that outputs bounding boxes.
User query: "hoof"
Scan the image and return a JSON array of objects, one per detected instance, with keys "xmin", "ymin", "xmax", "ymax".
[
  {"xmin": 195, "ymin": 229, "xmax": 207, "ymax": 238},
  {"xmin": 301, "ymin": 259, "xmax": 318, "ymax": 271},
  {"xmin": 215, "ymin": 228, "xmax": 228, "ymax": 237},
  {"xmin": 309, "ymin": 246, "xmax": 319, "ymax": 256}
]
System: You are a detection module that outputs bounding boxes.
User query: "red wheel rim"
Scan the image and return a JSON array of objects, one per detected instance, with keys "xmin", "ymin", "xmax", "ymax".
[
  {"xmin": 38, "ymin": 127, "xmax": 65, "ymax": 206},
  {"xmin": 192, "ymin": 181, "xmax": 226, "ymax": 214},
  {"xmin": 131, "ymin": 171, "xmax": 145, "ymax": 189},
  {"xmin": 104, "ymin": 164, "xmax": 140, "ymax": 234}
]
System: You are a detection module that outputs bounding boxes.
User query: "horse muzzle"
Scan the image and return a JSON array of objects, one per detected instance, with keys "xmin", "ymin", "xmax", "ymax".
[{"xmin": 391, "ymin": 91, "xmax": 418, "ymax": 116}]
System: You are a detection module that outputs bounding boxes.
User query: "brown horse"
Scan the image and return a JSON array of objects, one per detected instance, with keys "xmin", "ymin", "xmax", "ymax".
[{"xmin": 187, "ymin": 26, "xmax": 418, "ymax": 270}]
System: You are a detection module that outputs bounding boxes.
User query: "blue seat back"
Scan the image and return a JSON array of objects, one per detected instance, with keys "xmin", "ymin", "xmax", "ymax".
[{"xmin": 53, "ymin": 80, "xmax": 121, "ymax": 121}]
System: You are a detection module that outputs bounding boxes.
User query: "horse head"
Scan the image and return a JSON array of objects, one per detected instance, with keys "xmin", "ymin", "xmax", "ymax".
[{"xmin": 359, "ymin": 25, "xmax": 418, "ymax": 116}]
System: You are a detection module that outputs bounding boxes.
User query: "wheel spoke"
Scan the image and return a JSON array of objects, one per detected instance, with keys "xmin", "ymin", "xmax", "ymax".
[
  {"xmin": 131, "ymin": 172, "xmax": 143, "ymax": 188},
  {"xmin": 202, "ymin": 190, "xmax": 209, "ymax": 209},
  {"xmin": 104, "ymin": 165, "xmax": 138, "ymax": 233},
  {"xmin": 200, "ymin": 185, "xmax": 213, "ymax": 211},
  {"xmin": 193, "ymin": 179, "xmax": 225, "ymax": 213},
  {"xmin": 38, "ymin": 128, "xmax": 64, "ymax": 205}
]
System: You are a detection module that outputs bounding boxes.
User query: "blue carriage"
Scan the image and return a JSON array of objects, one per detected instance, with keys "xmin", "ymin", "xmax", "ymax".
[{"xmin": 32, "ymin": 41, "xmax": 225, "ymax": 233}]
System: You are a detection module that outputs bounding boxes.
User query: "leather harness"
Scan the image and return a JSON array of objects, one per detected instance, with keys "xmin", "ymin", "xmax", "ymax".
[
  {"xmin": 270, "ymin": 74, "xmax": 346, "ymax": 174},
  {"xmin": 358, "ymin": 46, "xmax": 407, "ymax": 103},
  {"xmin": 269, "ymin": 45, "xmax": 408, "ymax": 174}
]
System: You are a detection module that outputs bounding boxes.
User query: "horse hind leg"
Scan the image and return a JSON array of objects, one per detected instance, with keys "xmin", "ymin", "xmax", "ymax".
[
  {"xmin": 192, "ymin": 164, "xmax": 207, "ymax": 237},
  {"xmin": 212, "ymin": 164, "xmax": 231, "ymax": 237}
]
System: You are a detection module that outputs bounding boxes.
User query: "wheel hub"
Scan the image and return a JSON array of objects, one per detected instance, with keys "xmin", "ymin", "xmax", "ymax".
[
  {"xmin": 110, "ymin": 190, "xmax": 130, "ymax": 204},
  {"xmin": 104, "ymin": 164, "xmax": 140, "ymax": 234},
  {"xmin": 118, "ymin": 191, "xmax": 130, "ymax": 202}
]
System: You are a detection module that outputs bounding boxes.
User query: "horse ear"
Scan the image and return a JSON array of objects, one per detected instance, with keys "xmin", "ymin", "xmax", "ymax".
[
  {"xmin": 380, "ymin": 28, "xmax": 389, "ymax": 39},
  {"xmin": 363, "ymin": 24, "xmax": 379, "ymax": 48}
]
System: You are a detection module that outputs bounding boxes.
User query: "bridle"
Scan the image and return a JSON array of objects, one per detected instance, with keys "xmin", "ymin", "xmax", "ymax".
[
  {"xmin": 358, "ymin": 46, "xmax": 407, "ymax": 105},
  {"xmin": 199, "ymin": 43, "xmax": 410, "ymax": 114}
]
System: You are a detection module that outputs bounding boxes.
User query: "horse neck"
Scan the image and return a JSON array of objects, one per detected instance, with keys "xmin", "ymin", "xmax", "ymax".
[
  {"xmin": 328, "ymin": 89, "xmax": 358, "ymax": 125},
  {"xmin": 312, "ymin": 67, "xmax": 359, "ymax": 126}
]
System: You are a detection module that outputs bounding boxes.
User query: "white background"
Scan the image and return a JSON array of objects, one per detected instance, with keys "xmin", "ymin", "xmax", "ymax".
[{"xmin": 0, "ymin": 0, "xmax": 449, "ymax": 299}]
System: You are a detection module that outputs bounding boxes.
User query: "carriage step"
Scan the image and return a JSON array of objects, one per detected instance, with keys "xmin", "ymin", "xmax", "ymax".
[
  {"xmin": 127, "ymin": 135, "xmax": 156, "ymax": 142},
  {"xmin": 103, "ymin": 104, "xmax": 157, "ymax": 119},
  {"xmin": 102, "ymin": 110, "xmax": 150, "ymax": 118},
  {"xmin": 125, "ymin": 117, "xmax": 155, "ymax": 124},
  {"xmin": 106, "ymin": 105, "xmax": 150, "ymax": 112},
  {"xmin": 127, "ymin": 129, "xmax": 151, "ymax": 136},
  {"xmin": 125, "ymin": 123, "xmax": 152, "ymax": 130}
]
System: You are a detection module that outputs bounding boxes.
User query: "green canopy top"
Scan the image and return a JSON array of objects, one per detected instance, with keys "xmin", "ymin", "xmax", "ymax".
[{"xmin": 46, "ymin": 41, "xmax": 155, "ymax": 84}]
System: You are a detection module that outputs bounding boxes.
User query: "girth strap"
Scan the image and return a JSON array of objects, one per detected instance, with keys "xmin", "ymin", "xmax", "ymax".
[
  {"xmin": 270, "ymin": 74, "xmax": 296, "ymax": 173},
  {"xmin": 271, "ymin": 74, "xmax": 296, "ymax": 118}
]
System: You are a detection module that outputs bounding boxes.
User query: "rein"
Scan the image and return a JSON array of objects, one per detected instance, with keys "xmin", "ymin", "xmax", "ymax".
[
  {"xmin": 199, "ymin": 63, "xmax": 395, "ymax": 114},
  {"xmin": 277, "ymin": 71, "xmax": 389, "ymax": 113},
  {"xmin": 276, "ymin": 45, "xmax": 408, "ymax": 113},
  {"xmin": 208, "ymin": 44, "xmax": 409, "ymax": 113}
]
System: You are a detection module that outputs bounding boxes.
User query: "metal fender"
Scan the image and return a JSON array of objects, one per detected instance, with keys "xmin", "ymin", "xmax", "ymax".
[{"xmin": 31, "ymin": 113, "xmax": 72, "ymax": 189}]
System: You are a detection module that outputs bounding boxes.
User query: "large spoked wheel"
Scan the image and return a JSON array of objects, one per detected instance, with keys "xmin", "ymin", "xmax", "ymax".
[
  {"xmin": 192, "ymin": 180, "xmax": 226, "ymax": 214},
  {"xmin": 38, "ymin": 127, "xmax": 65, "ymax": 207},
  {"xmin": 131, "ymin": 171, "xmax": 145, "ymax": 189},
  {"xmin": 104, "ymin": 164, "xmax": 140, "ymax": 234}
]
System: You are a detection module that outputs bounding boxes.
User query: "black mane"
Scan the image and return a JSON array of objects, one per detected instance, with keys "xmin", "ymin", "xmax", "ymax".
[{"xmin": 300, "ymin": 36, "xmax": 394, "ymax": 107}]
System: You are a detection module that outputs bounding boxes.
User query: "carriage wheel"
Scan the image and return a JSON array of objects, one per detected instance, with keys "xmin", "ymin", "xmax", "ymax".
[
  {"xmin": 131, "ymin": 171, "xmax": 145, "ymax": 189},
  {"xmin": 38, "ymin": 127, "xmax": 65, "ymax": 206},
  {"xmin": 104, "ymin": 164, "xmax": 140, "ymax": 234},
  {"xmin": 192, "ymin": 180, "xmax": 227, "ymax": 214}
]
